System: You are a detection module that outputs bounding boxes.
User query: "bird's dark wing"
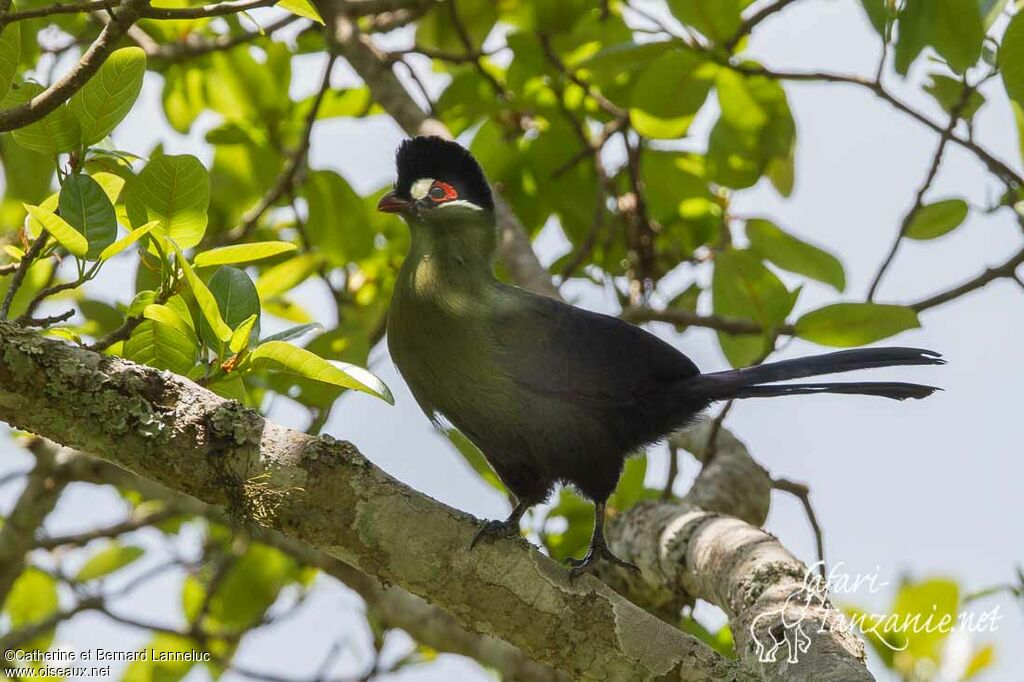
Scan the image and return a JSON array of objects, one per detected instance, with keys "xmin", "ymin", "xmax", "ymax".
[{"xmin": 491, "ymin": 286, "xmax": 700, "ymax": 406}]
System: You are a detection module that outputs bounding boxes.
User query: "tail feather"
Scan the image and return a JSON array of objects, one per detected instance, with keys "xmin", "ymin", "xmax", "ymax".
[
  {"xmin": 686, "ymin": 347, "xmax": 944, "ymax": 402},
  {"xmin": 728, "ymin": 381, "xmax": 941, "ymax": 401}
]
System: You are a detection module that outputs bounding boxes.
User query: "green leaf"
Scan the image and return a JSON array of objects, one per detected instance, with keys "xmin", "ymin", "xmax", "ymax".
[
  {"xmin": 442, "ymin": 428, "xmax": 506, "ymax": 494},
  {"xmin": 1001, "ymin": 12, "xmax": 1024, "ymax": 107},
  {"xmin": 69, "ymin": 46, "xmax": 146, "ymax": 145},
  {"xmin": 964, "ymin": 644, "xmax": 996, "ymax": 678},
  {"xmin": 131, "ymin": 154, "xmax": 210, "ymax": 248},
  {"xmin": 173, "ymin": 244, "xmax": 232, "ymax": 343},
  {"xmin": 905, "ymin": 199, "xmax": 968, "ymax": 240},
  {"xmin": 229, "ymin": 313, "xmax": 258, "ymax": 353},
  {"xmin": 303, "ymin": 170, "xmax": 373, "ymax": 266},
  {"xmin": 1014, "ymin": 100, "xmax": 1024, "ymax": 167},
  {"xmin": 746, "ymin": 218, "xmax": 846, "ymax": 291},
  {"xmin": 629, "ymin": 50, "xmax": 714, "ymax": 139},
  {"xmin": 201, "ymin": 265, "xmax": 260, "ymax": 350},
  {"xmin": 276, "ymin": 0, "xmax": 323, "ymax": 23},
  {"xmin": 712, "ymin": 250, "xmax": 795, "ymax": 366},
  {"xmin": 6, "ymin": 567, "xmax": 58, "ymax": 626},
  {"xmin": 716, "ymin": 69, "xmax": 769, "ymax": 131},
  {"xmin": 794, "ymin": 303, "xmax": 920, "ymax": 347},
  {"xmin": 0, "ymin": 24, "xmax": 20, "ymax": 103},
  {"xmin": 860, "ymin": 0, "xmax": 895, "ymax": 37},
  {"xmin": 608, "ymin": 455, "xmax": 647, "ymax": 511},
  {"xmin": 161, "ymin": 64, "xmax": 206, "ymax": 134},
  {"xmin": 23, "ymin": 203, "xmax": 88, "ymax": 256},
  {"xmin": 924, "ymin": 74, "xmax": 985, "ymax": 119},
  {"xmin": 295, "ymin": 86, "xmax": 379, "ymax": 120},
  {"xmin": 259, "ymin": 322, "xmax": 324, "ymax": 344},
  {"xmin": 25, "ymin": 191, "xmax": 58, "ymax": 238},
  {"xmin": 417, "ymin": 0, "xmax": 497, "ymax": 52},
  {"xmin": 249, "ymin": 340, "xmax": 393, "ymax": 404},
  {"xmin": 143, "ymin": 303, "xmax": 197, "ymax": 344},
  {"xmin": 6, "ymin": 81, "xmax": 81, "ymax": 154},
  {"xmin": 193, "ymin": 241, "xmax": 297, "ymax": 268},
  {"xmin": 76, "ymin": 543, "xmax": 145, "ymax": 581},
  {"xmin": 707, "ymin": 73, "xmax": 795, "ymax": 193},
  {"xmin": 59, "ymin": 174, "xmax": 117, "ymax": 260},
  {"xmin": 895, "ymin": 0, "xmax": 984, "ymax": 74},
  {"xmin": 99, "ymin": 221, "xmax": 157, "ymax": 260},
  {"xmin": 124, "ymin": 319, "xmax": 198, "ymax": 375},
  {"xmin": 197, "ymin": 543, "xmax": 300, "ymax": 631},
  {"xmin": 890, "ymin": 578, "xmax": 959, "ymax": 662},
  {"xmin": 667, "ymin": 0, "xmax": 743, "ymax": 43},
  {"xmin": 123, "ymin": 633, "xmax": 196, "ymax": 682},
  {"xmin": 255, "ymin": 254, "xmax": 321, "ymax": 299}
]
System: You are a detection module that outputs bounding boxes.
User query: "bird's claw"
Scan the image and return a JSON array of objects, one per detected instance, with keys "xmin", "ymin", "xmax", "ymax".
[
  {"xmin": 469, "ymin": 519, "xmax": 519, "ymax": 549},
  {"xmin": 567, "ymin": 544, "xmax": 640, "ymax": 581}
]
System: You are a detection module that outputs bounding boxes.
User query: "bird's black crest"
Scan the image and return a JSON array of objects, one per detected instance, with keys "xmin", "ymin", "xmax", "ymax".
[{"xmin": 395, "ymin": 136, "xmax": 494, "ymax": 211}]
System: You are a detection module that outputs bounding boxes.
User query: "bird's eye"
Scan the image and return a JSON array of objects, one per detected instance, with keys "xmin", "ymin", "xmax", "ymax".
[{"xmin": 429, "ymin": 181, "xmax": 458, "ymax": 203}]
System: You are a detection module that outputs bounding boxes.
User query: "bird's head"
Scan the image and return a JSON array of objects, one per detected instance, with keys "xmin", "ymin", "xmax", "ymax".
[{"xmin": 377, "ymin": 136, "xmax": 495, "ymax": 228}]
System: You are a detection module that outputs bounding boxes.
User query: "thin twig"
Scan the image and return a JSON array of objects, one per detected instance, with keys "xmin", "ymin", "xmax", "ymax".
[
  {"xmin": 719, "ymin": 60, "xmax": 1023, "ymax": 190},
  {"xmin": 19, "ymin": 309, "xmax": 75, "ymax": 327},
  {"xmin": 867, "ymin": 82, "xmax": 975, "ymax": 300},
  {"xmin": 725, "ymin": 0, "xmax": 801, "ymax": 50},
  {"xmin": 129, "ymin": 15, "xmax": 303, "ymax": 64},
  {"xmin": 0, "ymin": 231, "xmax": 49, "ymax": 319},
  {"xmin": 661, "ymin": 444, "xmax": 679, "ymax": 500},
  {"xmin": 35, "ymin": 507, "xmax": 177, "ymax": 549},
  {"xmin": 773, "ymin": 477, "xmax": 826, "ymax": 580},
  {"xmin": 621, "ymin": 306, "xmax": 795, "ymax": 335},
  {"xmin": 910, "ymin": 244, "xmax": 1024, "ymax": 311},
  {"xmin": 447, "ymin": 0, "xmax": 508, "ymax": 100}
]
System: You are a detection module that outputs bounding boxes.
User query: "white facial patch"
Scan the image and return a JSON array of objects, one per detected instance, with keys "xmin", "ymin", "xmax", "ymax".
[
  {"xmin": 410, "ymin": 178, "xmax": 434, "ymax": 201},
  {"xmin": 438, "ymin": 199, "xmax": 484, "ymax": 211}
]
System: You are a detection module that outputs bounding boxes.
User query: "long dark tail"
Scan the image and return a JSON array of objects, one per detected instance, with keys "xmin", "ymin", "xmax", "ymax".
[{"xmin": 686, "ymin": 347, "xmax": 944, "ymax": 402}]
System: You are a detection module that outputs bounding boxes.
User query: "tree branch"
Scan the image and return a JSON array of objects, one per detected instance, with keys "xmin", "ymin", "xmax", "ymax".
[
  {"xmin": 0, "ymin": 0, "xmax": 148, "ymax": 132},
  {"xmin": 0, "ymin": 322, "xmax": 752, "ymax": 681},
  {"xmin": 607, "ymin": 424, "xmax": 872, "ymax": 682},
  {"xmin": 0, "ymin": 441, "xmax": 68, "ymax": 603}
]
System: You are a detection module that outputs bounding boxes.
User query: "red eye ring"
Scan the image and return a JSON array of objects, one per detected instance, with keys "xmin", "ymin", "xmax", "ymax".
[{"xmin": 429, "ymin": 181, "xmax": 459, "ymax": 203}]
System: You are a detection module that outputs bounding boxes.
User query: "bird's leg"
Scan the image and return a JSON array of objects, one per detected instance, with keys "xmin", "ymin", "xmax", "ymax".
[
  {"xmin": 567, "ymin": 501, "xmax": 640, "ymax": 579},
  {"xmin": 470, "ymin": 498, "xmax": 530, "ymax": 548}
]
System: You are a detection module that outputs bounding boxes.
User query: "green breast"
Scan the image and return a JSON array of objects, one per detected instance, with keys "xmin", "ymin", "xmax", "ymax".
[{"xmin": 387, "ymin": 254, "xmax": 515, "ymax": 425}]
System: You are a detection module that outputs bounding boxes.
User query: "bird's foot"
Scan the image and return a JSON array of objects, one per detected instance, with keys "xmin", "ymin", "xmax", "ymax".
[
  {"xmin": 566, "ymin": 542, "xmax": 640, "ymax": 581},
  {"xmin": 470, "ymin": 518, "xmax": 521, "ymax": 549}
]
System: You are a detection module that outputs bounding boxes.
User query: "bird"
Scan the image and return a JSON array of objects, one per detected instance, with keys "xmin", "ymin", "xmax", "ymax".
[{"xmin": 379, "ymin": 135, "xmax": 944, "ymax": 578}]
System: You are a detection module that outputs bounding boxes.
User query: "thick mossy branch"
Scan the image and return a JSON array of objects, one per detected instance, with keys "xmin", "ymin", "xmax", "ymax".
[
  {"xmin": 607, "ymin": 425, "xmax": 872, "ymax": 682},
  {"xmin": 0, "ymin": 323, "xmax": 750, "ymax": 682}
]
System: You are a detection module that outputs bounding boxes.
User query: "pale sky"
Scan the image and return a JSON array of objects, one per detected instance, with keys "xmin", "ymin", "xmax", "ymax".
[{"xmin": 1, "ymin": 1, "xmax": 1021, "ymax": 680}]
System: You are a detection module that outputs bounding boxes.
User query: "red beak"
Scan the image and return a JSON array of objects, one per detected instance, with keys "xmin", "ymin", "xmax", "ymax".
[{"xmin": 377, "ymin": 190, "xmax": 411, "ymax": 213}]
